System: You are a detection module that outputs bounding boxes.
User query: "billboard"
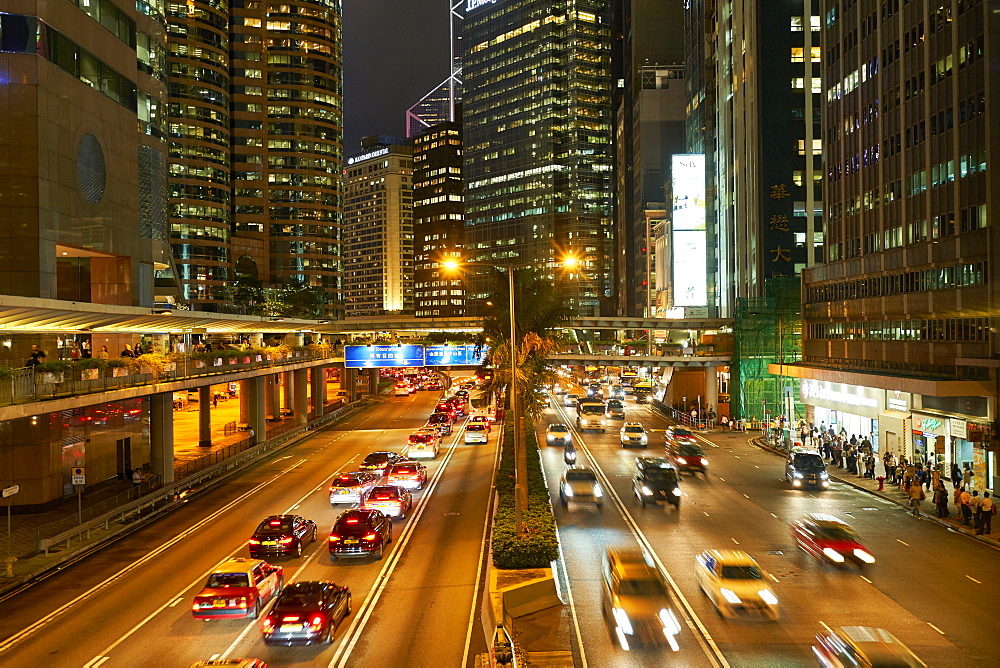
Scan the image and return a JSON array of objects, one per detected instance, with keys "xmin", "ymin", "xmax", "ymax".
[
  {"xmin": 344, "ymin": 345, "xmax": 425, "ymax": 368},
  {"xmin": 425, "ymin": 344, "xmax": 488, "ymax": 366},
  {"xmin": 671, "ymin": 154, "xmax": 707, "ymax": 306}
]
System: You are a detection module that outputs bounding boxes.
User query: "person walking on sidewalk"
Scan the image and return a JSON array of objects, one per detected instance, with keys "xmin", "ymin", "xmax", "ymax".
[
  {"xmin": 908, "ymin": 480, "xmax": 925, "ymax": 517},
  {"xmin": 979, "ymin": 492, "xmax": 995, "ymax": 535},
  {"xmin": 950, "ymin": 463, "xmax": 962, "ymax": 489},
  {"xmin": 958, "ymin": 487, "xmax": 972, "ymax": 526},
  {"xmin": 933, "ymin": 480, "xmax": 950, "ymax": 518},
  {"xmin": 970, "ymin": 491, "xmax": 983, "ymax": 533}
]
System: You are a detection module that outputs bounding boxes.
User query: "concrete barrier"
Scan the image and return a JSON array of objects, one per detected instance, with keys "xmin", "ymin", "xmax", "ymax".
[{"xmin": 492, "ymin": 567, "xmax": 562, "ymax": 619}]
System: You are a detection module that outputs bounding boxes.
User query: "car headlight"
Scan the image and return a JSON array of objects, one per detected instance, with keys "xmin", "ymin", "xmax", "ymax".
[
  {"xmin": 593, "ymin": 484, "xmax": 603, "ymax": 498},
  {"xmin": 672, "ymin": 487, "xmax": 682, "ymax": 497},
  {"xmin": 547, "ymin": 434, "xmax": 555, "ymax": 441},
  {"xmin": 793, "ymin": 472, "xmax": 804, "ymax": 478},
  {"xmin": 822, "ymin": 547, "xmax": 846, "ymax": 563},
  {"xmin": 720, "ymin": 588, "xmax": 741, "ymax": 604},
  {"xmin": 641, "ymin": 485, "xmax": 653, "ymax": 496},
  {"xmin": 820, "ymin": 471, "xmax": 829, "ymax": 479},
  {"xmin": 659, "ymin": 608, "xmax": 681, "ymax": 635},
  {"xmin": 793, "ymin": 479, "xmax": 802, "ymax": 486},
  {"xmin": 758, "ymin": 589, "xmax": 779, "ymax": 606},
  {"xmin": 612, "ymin": 607, "xmax": 633, "ymax": 635},
  {"xmin": 563, "ymin": 485, "xmax": 573, "ymax": 497},
  {"xmin": 700, "ymin": 458, "xmax": 708, "ymax": 465},
  {"xmin": 600, "ymin": 419, "xmax": 606, "ymax": 425},
  {"xmin": 822, "ymin": 480, "xmax": 830, "ymax": 487},
  {"xmin": 853, "ymin": 549, "xmax": 875, "ymax": 564},
  {"xmin": 640, "ymin": 435, "xmax": 648, "ymax": 443}
]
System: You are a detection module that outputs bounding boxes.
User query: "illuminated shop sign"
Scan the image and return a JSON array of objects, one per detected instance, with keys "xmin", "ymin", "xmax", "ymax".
[
  {"xmin": 466, "ymin": 0, "xmax": 498, "ymax": 11},
  {"xmin": 800, "ymin": 380, "xmax": 880, "ymax": 411},
  {"xmin": 671, "ymin": 154, "xmax": 707, "ymax": 306},
  {"xmin": 346, "ymin": 147, "xmax": 390, "ymax": 165}
]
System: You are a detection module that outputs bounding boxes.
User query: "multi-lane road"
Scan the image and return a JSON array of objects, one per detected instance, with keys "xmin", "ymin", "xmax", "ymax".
[
  {"xmin": 1, "ymin": 381, "xmax": 998, "ymax": 667},
  {"xmin": 542, "ymin": 391, "xmax": 1000, "ymax": 667},
  {"xmin": 0, "ymin": 389, "xmax": 496, "ymax": 667}
]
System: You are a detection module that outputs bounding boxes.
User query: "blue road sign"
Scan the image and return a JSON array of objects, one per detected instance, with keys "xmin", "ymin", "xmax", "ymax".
[
  {"xmin": 425, "ymin": 344, "xmax": 488, "ymax": 366},
  {"xmin": 344, "ymin": 344, "xmax": 425, "ymax": 368}
]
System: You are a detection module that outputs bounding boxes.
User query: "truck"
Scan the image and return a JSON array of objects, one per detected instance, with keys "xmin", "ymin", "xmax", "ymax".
[{"xmin": 576, "ymin": 400, "xmax": 608, "ymax": 433}]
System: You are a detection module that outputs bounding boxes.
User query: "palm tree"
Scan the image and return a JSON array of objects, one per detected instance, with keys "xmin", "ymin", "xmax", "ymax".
[{"xmin": 475, "ymin": 268, "xmax": 573, "ymax": 417}]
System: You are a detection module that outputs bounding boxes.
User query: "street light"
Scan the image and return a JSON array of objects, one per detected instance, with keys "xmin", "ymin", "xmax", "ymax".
[{"xmin": 442, "ymin": 255, "xmax": 579, "ymax": 533}]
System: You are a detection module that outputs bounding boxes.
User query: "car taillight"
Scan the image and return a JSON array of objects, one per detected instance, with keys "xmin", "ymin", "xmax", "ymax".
[
  {"xmin": 249, "ymin": 538, "xmax": 260, "ymax": 545},
  {"xmin": 329, "ymin": 534, "xmax": 340, "ymax": 543},
  {"xmin": 237, "ymin": 597, "xmax": 248, "ymax": 609},
  {"xmin": 262, "ymin": 615, "xmax": 274, "ymax": 629},
  {"xmin": 362, "ymin": 533, "xmax": 378, "ymax": 541},
  {"xmin": 310, "ymin": 615, "xmax": 325, "ymax": 631},
  {"xmin": 192, "ymin": 602, "xmax": 201, "ymax": 611}
]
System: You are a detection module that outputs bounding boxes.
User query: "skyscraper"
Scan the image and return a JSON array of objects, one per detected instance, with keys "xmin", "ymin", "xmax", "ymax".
[
  {"xmin": 343, "ymin": 137, "xmax": 414, "ymax": 316},
  {"xmin": 405, "ymin": 1, "xmax": 464, "ymax": 137},
  {"xmin": 463, "ymin": 0, "xmax": 614, "ymax": 316},
  {"xmin": 413, "ymin": 121, "xmax": 465, "ymax": 318},
  {"xmin": 166, "ymin": 0, "xmax": 343, "ymax": 315}
]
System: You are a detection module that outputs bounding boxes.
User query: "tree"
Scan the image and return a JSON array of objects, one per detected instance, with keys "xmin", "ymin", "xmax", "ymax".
[{"xmin": 475, "ymin": 268, "xmax": 572, "ymax": 417}]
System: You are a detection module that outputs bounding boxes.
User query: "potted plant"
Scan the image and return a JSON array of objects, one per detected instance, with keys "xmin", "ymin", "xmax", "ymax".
[
  {"xmin": 35, "ymin": 359, "xmax": 71, "ymax": 383},
  {"xmin": 128, "ymin": 353, "xmax": 168, "ymax": 380},
  {"xmin": 0, "ymin": 365, "xmax": 13, "ymax": 382},
  {"xmin": 75, "ymin": 357, "xmax": 106, "ymax": 380}
]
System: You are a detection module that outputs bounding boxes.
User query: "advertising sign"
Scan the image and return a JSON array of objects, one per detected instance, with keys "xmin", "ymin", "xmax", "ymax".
[
  {"xmin": 344, "ymin": 345, "xmax": 425, "ymax": 368},
  {"xmin": 425, "ymin": 345, "xmax": 487, "ymax": 367},
  {"xmin": 671, "ymin": 154, "xmax": 707, "ymax": 306}
]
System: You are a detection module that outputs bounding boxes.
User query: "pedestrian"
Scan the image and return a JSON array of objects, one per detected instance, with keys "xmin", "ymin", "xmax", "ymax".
[
  {"xmin": 980, "ymin": 492, "xmax": 995, "ymax": 535},
  {"xmin": 963, "ymin": 465, "xmax": 973, "ymax": 489},
  {"xmin": 959, "ymin": 486, "xmax": 972, "ymax": 526},
  {"xmin": 26, "ymin": 344, "xmax": 47, "ymax": 367},
  {"xmin": 864, "ymin": 452, "xmax": 875, "ymax": 479},
  {"xmin": 950, "ymin": 463, "xmax": 962, "ymax": 489},
  {"xmin": 132, "ymin": 468, "xmax": 144, "ymax": 487},
  {"xmin": 849, "ymin": 434, "xmax": 858, "ymax": 447},
  {"xmin": 908, "ymin": 480, "xmax": 925, "ymax": 517},
  {"xmin": 721, "ymin": 414, "xmax": 729, "ymax": 430},
  {"xmin": 97, "ymin": 345, "xmax": 110, "ymax": 360},
  {"xmin": 933, "ymin": 480, "xmax": 950, "ymax": 518},
  {"xmin": 860, "ymin": 435, "xmax": 872, "ymax": 453},
  {"xmin": 970, "ymin": 491, "xmax": 983, "ymax": 533},
  {"xmin": 212, "ymin": 395, "xmax": 219, "ymax": 409},
  {"xmin": 121, "ymin": 343, "xmax": 134, "ymax": 358}
]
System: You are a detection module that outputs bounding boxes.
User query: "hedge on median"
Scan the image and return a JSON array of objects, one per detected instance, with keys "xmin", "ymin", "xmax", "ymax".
[{"xmin": 491, "ymin": 415, "xmax": 560, "ymax": 569}]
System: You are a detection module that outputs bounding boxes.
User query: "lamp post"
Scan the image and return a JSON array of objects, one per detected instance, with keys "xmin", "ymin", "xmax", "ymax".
[{"xmin": 443, "ymin": 256, "xmax": 578, "ymax": 534}]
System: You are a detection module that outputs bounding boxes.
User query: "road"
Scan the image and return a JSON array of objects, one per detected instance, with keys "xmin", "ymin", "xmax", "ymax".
[
  {"xmin": 543, "ymin": 392, "xmax": 999, "ymax": 667},
  {"xmin": 0, "ymin": 388, "xmax": 496, "ymax": 668}
]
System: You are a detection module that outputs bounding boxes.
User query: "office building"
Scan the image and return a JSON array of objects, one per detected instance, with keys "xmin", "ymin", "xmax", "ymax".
[
  {"xmin": 167, "ymin": 0, "xmax": 343, "ymax": 315},
  {"xmin": 463, "ymin": 0, "xmax": 614, "ymax": 316},
  {"xmin": 343, "ymin": 137, "xmax": 414, "ymax": 316},
  {"xmin": 790, "ymin": 0, "xmax": 996, "ymax": 488},
  {"xmin": 413, "ymin": 121, "xmax": 465, "ymax": 318},
  {"xmin": 406, "ymin": 1, "xmax": 464, "ymax": 137}
]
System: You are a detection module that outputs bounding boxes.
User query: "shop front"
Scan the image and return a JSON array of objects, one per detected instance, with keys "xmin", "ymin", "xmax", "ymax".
[{"xmin": 799, "ymin": 380, "xmax": 897, "ymax": 453}]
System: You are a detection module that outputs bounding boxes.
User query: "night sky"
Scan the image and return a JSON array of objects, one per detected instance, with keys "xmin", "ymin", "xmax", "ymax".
[{"xmin": 342, "ymin": 0, "xmax": 449, "ymax": 153}]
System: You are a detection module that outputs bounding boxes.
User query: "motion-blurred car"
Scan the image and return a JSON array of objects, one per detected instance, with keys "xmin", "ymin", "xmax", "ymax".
[
  {"xmin": 394, "ymin": 384, "xmax": 411, "ymax": 397},
  {"xmin": 446, "ymin": 395, "xmax": 469, "ymax": 416},
  {"xmin": 694, "ymin": 550, "xmax": 778, "ymax": 621},
  {"xmin": 261, "ymin": 581, "xmax": 351, "ymax": 646},
  {"xmin": 328, "ymin": 509, "xmax": 392, "ymax": 561},
  {"xmin": 785, "ymin": 447, "xmax": 830, "ymax": 489},
  {"xmin": 386, "ymin": 461, "xmax": 427, "ymax": 490},
  {"xmin": 249, "ymin": 515, "xmax": 317, "ymax": 559},
  {"xmin": 426, "ymin": 412, "xmax": 454, "ymax": 436},
  {"xmin": 813, "ymin": 626, "xmax": 926, "ymax": 667},
  {"xmin": 606, "ymin": 398, "xmax": 626, "ymax": 419},
  {"xmin": 192, "ymin": 558, "xmax": 283, "ymax": 620},
  {"xmin": 559, "ymin": 467, "xmax": 603, "ymax": 508},
  {"xmin": 564, "ymin": 393, "xmax": 580, "ymax": 407},
  {"xmin": 610, "ymin": 385, "xmax": 626, "ymax": 400},
  {"xmin": 790, "ymin": 514, "xmax": 875, "ymax": 567},
  {"xmin": 359, "ymin": 451, "xmax": 405, "ymax": 474},
  {"xmin": 434, "ymin": 402, "xmax": 459, "ymax": 419},
  {"xmin": 633, "ymin": 457, "xmax": 681, "ymax": 508},
  {"xmin": 188, "ymin": 660, "xmax": 267, "ymax": 668},
  {"xmin": 329, "ymin": 471, "xmax": 380, "ymax": 505},
  {"xmin": 545, "ymin": 423, "xmax": 572, "ymax": 446},
  {"xmin": 407, "ymin": 428, "xmax": 441, "ymax": 459},
  {"xmin": 665, "ymin": 429, "xmax": 708, "ymax": 476},
  {"xmin": 464, "ymin": 422, "xmax": 489, "ymax": 444},
  {"xmin": 361, "ymin": 485, "xmax": 413, "ymax": 519},
  {"xmin": 601, "ymin": 546, "xmax": 681, "ymax": 651},
  {"xmin": 620, "ymin": 422, "xmax": 648, "ymax": 448}
]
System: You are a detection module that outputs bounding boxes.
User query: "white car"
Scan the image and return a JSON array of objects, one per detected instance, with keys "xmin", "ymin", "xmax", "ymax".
[
  {"xmin": 394, "ymin": 384, "xmax": 411, "ymax": 397},
  {"xmin": 407, "ymin": 428, "xmax": 441, "ymax": 459},
  {"xmin": 695, "ymin": 550, "xmax": 779, "ymax": 621},
  {"xmin": 619, "ymin": 423, "xmax": 648, "ymax": 448},
  {"xmin": 464, "ymin": 422, "xmax": 489, "ymax": 444},
  {"xmin": 559, "ymin": 467, "xmax": 603, "ymax": 508},
  {"xmin": 328, "ymin": 471, "xmax": 379, "ymax": 505},
  {"xmin": 564, "ymin": 393, "xmax": 580, "ymax": 407}
]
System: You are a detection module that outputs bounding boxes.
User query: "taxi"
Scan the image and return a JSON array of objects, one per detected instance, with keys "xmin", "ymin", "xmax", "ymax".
[
  {"xmin": 192, "ymin": 558, "xmax": 283, "ymax": 620},
  {"xmin": 407, "ymin": 428, "xmax": 441, "ymax": 460},
  {"xmin": 694, "ymin": 550, "xmax": 779, "ymax": 621},
  {"xmin": 468, "ymin": 414, "xmax": 491, "ymax": 432}
]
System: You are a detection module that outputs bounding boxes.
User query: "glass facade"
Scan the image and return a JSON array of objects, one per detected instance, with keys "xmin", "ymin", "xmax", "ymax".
[{"xmin": 463, "ymin": 0, "xmax": 613, "ymax": 316}]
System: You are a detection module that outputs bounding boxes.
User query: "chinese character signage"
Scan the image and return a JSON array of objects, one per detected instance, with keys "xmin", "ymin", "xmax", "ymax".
[
  {"xmin": 671, "ymin": 154, "xmax": 707, "ymax": 306},
  {"xmin": 344, "ymin": 345, "xmax": 426, "ymax": 368},
  {"xmin": 425, "ymin": 345, "xmax": 488, "ymax": 366}
]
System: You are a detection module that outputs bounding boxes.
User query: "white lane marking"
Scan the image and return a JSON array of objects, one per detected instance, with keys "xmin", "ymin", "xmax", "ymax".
[
  {"xmin": 770, "ymin": 513, "xmax": 778, "ymax": 519},
  {"xmin": 928, "ymin": 623, "xmax": 946, "ymax": 635},
  {"xmin": 461, "ymin": 440, "xmax": 503, "ymax": 668},
  {"xmin": 742, "ymin": 494, "xmax": 750, "ymax": 499},
  {"xmin": 83, "ymin": 657, "xmax": 110, "ymax": 668},
  {"xmin": 0, "ymin": 455, "xmax": 316, "ymax": 656},
  {"xmin": 731, "ymin": 538, "xmax": 740, "ymax": 545},
  {"xmin": 966, "ymin": 575, "xmax": 981, "ymax": 584},
  {"xmin": 168, "ymin": 597, "xmax": 183, "ymax": 607},
  {"xmin": 718, "ymin": 477, "xmax": 726, "ymax": 482},
  {"xmin": 704, "ymin": 512, "xmax": 711, "ymax": 517},
  {"xmin": 329, "ymin": 430, "xmax": 464, "ymax": 668},
  {"xmin": 819, "ymin": 620, "xmax": 834, "ymax": 634},
  {"xmin": 556, "ymin": 409, "xmax": 728, "ymax": 668},
  {"xmin": 768, "ymin": 573, "xmax": 779, "ymax": 583},
  {"xmin": 860, "ymin": 575, "xmax": 873, "ymax": 584},
  {"xmin": 555, "ymin": 516, "xmax": 589, "ymax": 668},
  {"xmin": 896, "ymin": 539, "xmax": 909, "ymax": 547},
  {"xmin": 754, "ymin": 465, "xmax": 760, "ymax": 469}
]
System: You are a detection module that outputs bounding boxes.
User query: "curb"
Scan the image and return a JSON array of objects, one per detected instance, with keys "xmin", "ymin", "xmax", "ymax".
[{"xmin": 746, "ymin": 436, "xmax": 1000, "ymax": 550}]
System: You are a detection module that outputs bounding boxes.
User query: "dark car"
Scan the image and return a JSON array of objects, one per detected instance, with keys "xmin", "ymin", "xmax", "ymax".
[
  {"xmin": 427, "ymin": 412, "xmax": 454, "ymax": 435},
  {"xmin": 434, "ymin": 402, "xmax": 459, "ymax": 419},
  {"xmin": 328, "ymin": 509, "xmax": 393, "ymax": 561},
  {"xmin": 665, "ymin": 429, "xmax": 708, "ymax": 476},
  {"xmin": 606, "ymin": 398, "xmax": 626, "ymax": 419},
  {"xmin": 261, "ymin": 581, "xmax": 352, "ymax": 646},
  {"xmin": 359, "ymin": 451, "xmax": 405, "ymax": 475},
  {"xmin": 249, "ymin": 515, "xmax": 317, "ymax": 559},
  {"xmin": 446, "ymin": 396, "xmax": 469, "ymax": 416},
  {"xmin": 785, "ymin": 447, "xmax": 830, "ymax": 489},
  {"xmin": 633, "ymin": 458, "xmax": 681, "ymax": 508}
]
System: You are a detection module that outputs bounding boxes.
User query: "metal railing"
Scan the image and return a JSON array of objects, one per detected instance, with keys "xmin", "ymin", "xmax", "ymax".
[{"xmin": 0, "ymin": 349, "xmax": 338, "ymax": 408}]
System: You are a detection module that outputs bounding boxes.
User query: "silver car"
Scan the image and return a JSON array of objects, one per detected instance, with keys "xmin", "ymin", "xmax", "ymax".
[
  {"xmin": 559, "ymin": 466, "xmax": 603, "ymax": 507},
  {"xmin": 328, "ymin": 471, "xmax": 379, "ymax": 505}
]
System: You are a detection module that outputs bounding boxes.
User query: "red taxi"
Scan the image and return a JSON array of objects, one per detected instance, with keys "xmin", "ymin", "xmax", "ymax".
[
  {"xmin": 192, "ymin": 558, "xmax": 283, "ymax": 620},
  {"xmin": 791, "ymin": 513, "xmax": 875, "ymax": 567}
]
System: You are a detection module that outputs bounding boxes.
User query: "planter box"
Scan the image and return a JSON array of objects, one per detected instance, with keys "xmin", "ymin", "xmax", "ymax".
[
  {"xmin": 164, "ymin": 362, "xmax": 176, "ymax": 372},
  {"xmin": 254, "ymin": 355, "xmax": 262, "ymax": 362},
  {"xmin": 195, "ymin": 361, "xmax": 206, "ymax": 369},
  {"xmin": 81, "ymin": 369, "xmax": 100, "ymax": 381},
  {"xmin": 213, "ymin": 358, "xmax": 223, "ymax": 367},
  {"xmin": 228, "ymin": 358, "xmax": 238, "ymax": 365},
  {"xmin": 139, "ymin": 367, "xmax": 153, "ymax": 375},
  {"xmin": 113, "ymin": 367, "xmax": 129, "ymax": 377},
  {"xmin": 41, "ymin": 372, "xmax": 64, "ymax": 384}
]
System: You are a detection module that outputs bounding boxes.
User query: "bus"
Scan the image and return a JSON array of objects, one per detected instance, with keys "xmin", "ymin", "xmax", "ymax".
[{"xmin": 576, "ymin": 400, "xmax": 608, "ymax": 433}]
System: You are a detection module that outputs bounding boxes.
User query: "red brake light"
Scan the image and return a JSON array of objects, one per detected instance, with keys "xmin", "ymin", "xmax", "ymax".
[
  {"xmin": 278, "ymin": 536, "xmax": 294, "ymax": 544},
  {"xmin": 309, "ymin": 615, "xmax": 324, "ymax": 631},
  {"xmin": 249, "ymin": 538, "xmax": 260, "ymax": 545},
  {"xmin": 262, "ymin": 616, "xmax": 274, "ymax": 628},
  {"xmin": 328, "ymin": 534, "xmax": 340, "ymax": 542},
  {"xmin": 346, "ymin": 518, "xmax": 359, "ymax": 524},
  {"xmin": 362, "ymin": 533, "xmax": 378, "ymax": 541},
  {"xmin": 269, "ymin": 520, "xmax": 282, "ymax": 526}
]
